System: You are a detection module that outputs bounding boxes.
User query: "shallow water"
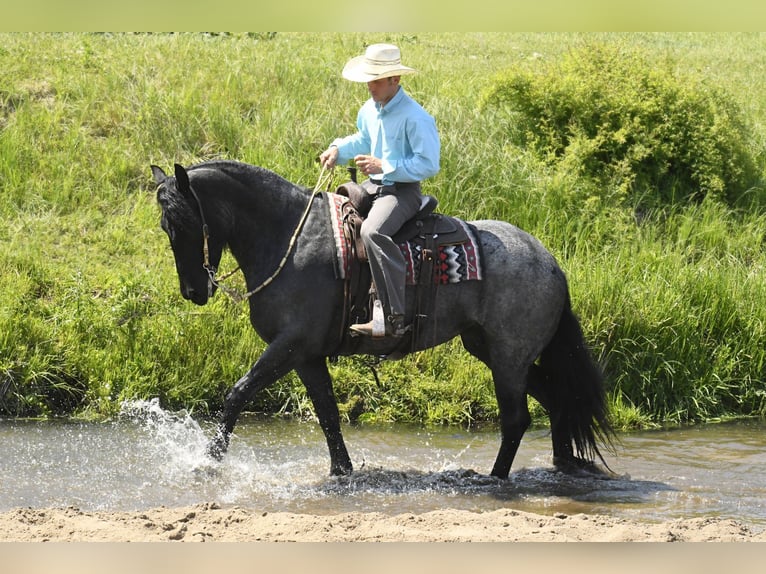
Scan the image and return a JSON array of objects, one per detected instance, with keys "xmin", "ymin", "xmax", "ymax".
[{"xmin": 1, "ymin": 399, "xmax": 764, "ymax": 531}]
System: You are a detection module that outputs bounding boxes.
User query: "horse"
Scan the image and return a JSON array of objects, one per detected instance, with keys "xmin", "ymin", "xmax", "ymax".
[{"xmin": 151, "ymin": 159, "xmax": 614, "ymax": 479}]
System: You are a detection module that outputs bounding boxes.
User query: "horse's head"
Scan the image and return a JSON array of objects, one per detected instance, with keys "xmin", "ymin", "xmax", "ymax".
[{"xmin": 152, "ymin": 163, "xmax": 223, "ymax": 305}]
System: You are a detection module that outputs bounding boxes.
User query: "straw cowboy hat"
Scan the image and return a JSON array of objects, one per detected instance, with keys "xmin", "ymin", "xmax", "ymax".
[{"xmin": 342, "ymin": 43, "xmax": 417, "ymax": 83}]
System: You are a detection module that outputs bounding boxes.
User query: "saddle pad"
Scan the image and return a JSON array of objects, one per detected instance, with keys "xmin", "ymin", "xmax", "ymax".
[
  {"xmin": 327, "ymin": 192, "xmax": 352, "ymax": 279},
  {"xmin": 399, "ymin": 220, "xmax": 483, "ymax": 285},
  {"xmin": 327, "ymin": 192, "xmax": 483, "ymax": 285}
]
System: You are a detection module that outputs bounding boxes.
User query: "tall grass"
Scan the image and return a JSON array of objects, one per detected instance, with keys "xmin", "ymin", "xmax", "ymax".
[{"xmin": 1, "ymin": 32, "xmax": 765, "ymax": 430}]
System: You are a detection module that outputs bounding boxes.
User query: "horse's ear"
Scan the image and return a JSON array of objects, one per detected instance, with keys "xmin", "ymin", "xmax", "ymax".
[
  {"xmin": 150, "ymin": 165, "xmax": 167, "ymax": 185},
  {"xmin": 174, "ymin": 163, "xmax": 192, "ymax": 198}
]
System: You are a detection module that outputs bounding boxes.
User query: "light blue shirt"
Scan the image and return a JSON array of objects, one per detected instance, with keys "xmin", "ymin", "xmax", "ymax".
[{"xmin": 331, "ymin": 87, "xmax": 440, "ymax": 185}]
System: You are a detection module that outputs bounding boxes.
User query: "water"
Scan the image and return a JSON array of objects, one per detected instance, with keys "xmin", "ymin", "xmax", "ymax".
[{"xmin": 1, "ymin": 398, "xmax": 764, "ymax": 531}]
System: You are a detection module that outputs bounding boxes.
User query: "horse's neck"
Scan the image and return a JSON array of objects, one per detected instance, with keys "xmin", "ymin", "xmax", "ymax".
[{"xmin": 224, "ymin": 181, "xmax": 318, "ymax": 277}]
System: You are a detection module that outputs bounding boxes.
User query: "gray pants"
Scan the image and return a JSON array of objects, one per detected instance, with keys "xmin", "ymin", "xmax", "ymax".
[{"xmin": 360, "ymin": 179, "xmax": 422, "ymax": 318}]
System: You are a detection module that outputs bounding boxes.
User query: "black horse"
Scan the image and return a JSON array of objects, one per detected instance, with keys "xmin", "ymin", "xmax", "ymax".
[{"xmin": 151, "ymin": 160, "xmax": 614, "ymax": 478}]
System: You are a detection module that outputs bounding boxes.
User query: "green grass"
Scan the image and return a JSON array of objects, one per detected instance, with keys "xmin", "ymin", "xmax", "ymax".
[{"xmin": 2, "ymin": 32, "xmax": 766, "ymax": 432}]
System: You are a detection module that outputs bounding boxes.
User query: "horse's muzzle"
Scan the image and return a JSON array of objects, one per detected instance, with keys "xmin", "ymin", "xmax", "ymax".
[{"xmin": 181, "ymin": 283, "xmax": 214, "ymax": 306}]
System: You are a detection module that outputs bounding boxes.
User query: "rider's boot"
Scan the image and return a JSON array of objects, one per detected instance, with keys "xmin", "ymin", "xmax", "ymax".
[{"xmin": 350, "ymin": 314, "xmax": 409, "ymax": 338}]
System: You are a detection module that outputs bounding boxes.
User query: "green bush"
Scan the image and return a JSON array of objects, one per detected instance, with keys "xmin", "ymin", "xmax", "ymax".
[{"xmin": 480, "ymin": 42, "xmax": 761, "ymax": 208}]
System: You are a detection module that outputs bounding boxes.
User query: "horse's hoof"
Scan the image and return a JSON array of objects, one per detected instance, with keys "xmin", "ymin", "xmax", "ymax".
[
  {"xmin": 330, "ymin": 463, "xmax": 353, "ymax": 476},
  {"xmin": 206, "ymin": 427, "xmax": 231, "ymax": 462},
  {"xmin": 193, "ymin": 463, "xmax": 222, "ymax": 478},
  {"xmin": 206, "ymin": 441, "xmax": 226, "ymax": 462},
  {"xmin": 553, "ymin": 456, "xmax": 606, "ymax": 476},
  {"xmin": 490, "ymin": 467, "xmax": 511, "ymax": 480}
]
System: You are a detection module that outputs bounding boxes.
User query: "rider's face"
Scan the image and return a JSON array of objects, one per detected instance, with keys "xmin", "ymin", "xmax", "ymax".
[{"xmin": 367, "ymin": 76, "xmax": 400, "ymax": 106}]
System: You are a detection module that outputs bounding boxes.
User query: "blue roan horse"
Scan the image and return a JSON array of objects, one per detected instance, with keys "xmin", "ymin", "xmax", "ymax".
[{"xmin": 151, "ymin": 160, "xmax": 614, "ymax": 478}]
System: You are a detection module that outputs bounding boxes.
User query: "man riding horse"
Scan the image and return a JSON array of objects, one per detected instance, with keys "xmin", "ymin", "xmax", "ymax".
[{"xmin": 320, "ymin": 43, "xmax": 441, "ymax": 339}]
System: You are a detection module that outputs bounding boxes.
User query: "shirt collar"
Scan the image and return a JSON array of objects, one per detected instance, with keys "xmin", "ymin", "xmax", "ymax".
[{"xmin": 375, "ymin": 86, "xmax": 405, "ymax": 113}]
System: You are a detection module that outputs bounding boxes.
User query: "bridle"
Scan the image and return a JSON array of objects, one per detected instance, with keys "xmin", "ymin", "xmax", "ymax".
[
  {"xmin": 186, "ymin": 166, "xmax": 335, "ymax": 303},
  {"xmin": 183, "ymin": 182, "xmax": 218, "ymax": 299}
]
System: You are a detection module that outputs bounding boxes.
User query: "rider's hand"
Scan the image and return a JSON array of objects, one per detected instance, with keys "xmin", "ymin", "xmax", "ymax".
[
  {"xmin": 319, "ymin": 146, "xmax": 338, "ymax": 169},
  {"xmin": 354, "ymin": 154, "xmax": 382, "ymax": 177}
]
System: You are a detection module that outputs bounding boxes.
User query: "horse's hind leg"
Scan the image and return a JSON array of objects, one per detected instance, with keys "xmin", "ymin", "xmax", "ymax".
[
  {"xmin": 526, "ymin": 364, "xmax": 575, "ymax": 464},
  {"xmin": 462, "ymin": 329, "xmax": 576, "ymax": 469},
  {"xmin": 529, "ymin": 305, "xmax": 614, "ymax": 474},
  {"xmin": 461, "ymin": 328, "xmax": 531, "ymax": 478},
  {"xmin": 295, "ymin": 359, "xmax": 353, "ymax": 476},
  {"xmin": 490, "ymin": 361, "xmax": 531, "ymax": 479}
]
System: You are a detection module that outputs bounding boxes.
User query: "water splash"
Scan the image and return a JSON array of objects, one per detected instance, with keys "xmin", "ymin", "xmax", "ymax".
[
  {"xmin": 112, "ymin": 399, "xmax": 672, "ymax": 512},
  {"xmin": 117, "ymin": 399, "xmax": 331, "ymax": 507},
  {"xmin": 115, "ymin": 401, "xmax": 513, "ymax": 512},
  {"xmin": 119, "ymin": 398, "xmax": 211, "ymax": 480}
]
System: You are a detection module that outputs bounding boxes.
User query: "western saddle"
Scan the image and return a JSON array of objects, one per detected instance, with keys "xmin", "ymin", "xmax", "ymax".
[{"xmin": 333, "ymin": 176, "xmax": 472, "ymax": 354}]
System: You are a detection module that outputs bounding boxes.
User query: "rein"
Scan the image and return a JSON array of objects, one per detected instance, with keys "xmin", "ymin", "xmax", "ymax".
[{"xmin": 191, "ymin": 166, "xmax": 335, "ymax": 303}]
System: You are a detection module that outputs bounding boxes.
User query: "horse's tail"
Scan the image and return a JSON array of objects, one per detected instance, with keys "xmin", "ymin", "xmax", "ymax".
[{"xmin": 537, "ymin": 295, "xmax": 615, "ymax": 469}]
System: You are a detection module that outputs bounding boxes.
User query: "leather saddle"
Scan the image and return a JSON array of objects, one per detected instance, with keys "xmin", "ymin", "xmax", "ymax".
[
  {"xmin": 333, "ymin": 180, "xmax": 473, "ymax": 350},
  {"xmin": 335, "ymin": 181, "xmax": 471, "ymax": 260}
]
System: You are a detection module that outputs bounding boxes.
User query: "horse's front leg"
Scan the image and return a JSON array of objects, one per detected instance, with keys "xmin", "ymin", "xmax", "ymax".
[
  {"xmin": 295, "ymin": 359, "xmax": 353, "ymax": 476},
  {"xmin": 207, "ymin": 343, "xmax": 296, "ymax": 460}
]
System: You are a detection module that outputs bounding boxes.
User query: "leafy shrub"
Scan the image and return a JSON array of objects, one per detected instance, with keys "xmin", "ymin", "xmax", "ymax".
[{"xmin": 480, "ymin": 42, "xmax": 761, "ymax": 207}]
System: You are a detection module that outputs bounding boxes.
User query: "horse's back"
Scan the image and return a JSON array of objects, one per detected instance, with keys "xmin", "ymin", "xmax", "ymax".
[
  {"xmin": 471, "ymin": 219, "xmax": 563, "ymax": 278},
  {"xmin": 467, "ymin": 219, "xmax": 569, "ymax": 332}
]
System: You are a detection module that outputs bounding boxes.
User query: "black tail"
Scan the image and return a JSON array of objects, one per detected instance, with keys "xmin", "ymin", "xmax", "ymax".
[{"xmin": 536, "ymin": 297, "xmax": 615, "ymax": 470}]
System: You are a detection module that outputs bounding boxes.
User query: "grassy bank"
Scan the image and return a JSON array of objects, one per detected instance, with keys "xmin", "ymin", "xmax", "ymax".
[{"xmin": 1, "ymin": 32, "xmax": 765, "ymax": 430}]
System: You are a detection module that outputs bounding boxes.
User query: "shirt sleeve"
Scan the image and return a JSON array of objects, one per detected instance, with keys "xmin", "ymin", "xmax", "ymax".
[{"xmin": 330, "ymin": 105, "xmax": 373, "ymax": 165}]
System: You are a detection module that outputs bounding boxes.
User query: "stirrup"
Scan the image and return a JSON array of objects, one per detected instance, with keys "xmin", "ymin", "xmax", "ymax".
[{"xmin": 349, "ymin": 317, "xmax": 409, "ymax": 338}]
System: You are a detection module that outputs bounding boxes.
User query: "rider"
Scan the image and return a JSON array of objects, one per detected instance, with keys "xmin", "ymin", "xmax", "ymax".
[{"xmin": 320, "ymin": 43, "xmax": 441, "ymax": 338}]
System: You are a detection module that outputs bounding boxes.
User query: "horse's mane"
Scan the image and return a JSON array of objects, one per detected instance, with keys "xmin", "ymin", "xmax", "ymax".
[
  {"xmin": 177, "ymin": 161, "xmax": 315, "ymax": 240},
  {"xmin": 187, "ymin": 159, "xmax": 272, "ymax": 178},
  {"xmin": 187, "ymin": 160, "xmax": 310, "ymax": 196}
]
